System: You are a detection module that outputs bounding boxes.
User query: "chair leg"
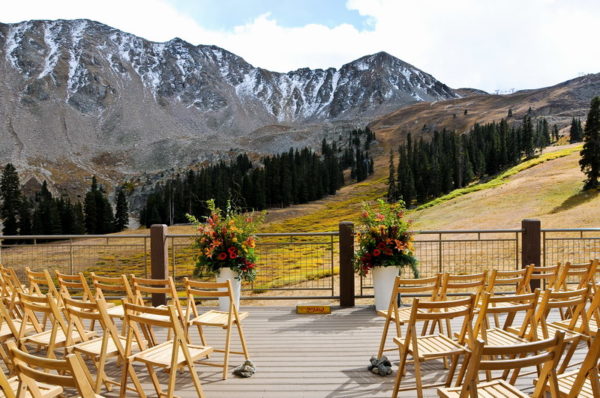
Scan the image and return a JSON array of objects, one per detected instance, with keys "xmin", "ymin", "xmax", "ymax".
[
  {"xmin": 146, "ymin": 363, "xmax": 163, "ymax": 396},
  {"xmin": 455, "ymin": 352, "xmax": 470, "ymax": 387},
  {"xmin": 413, "ymin": 353, "xmax": 424, "ymax": 398},
  {"xmin": 222, "ymin": 323, "xmax": 234, "ymax": 380},
  {"xmin": 187, "ymin": 359, "xmax": 206, "ymax": 398},
  {"xmin": 377, "ymin": 318, "xmax": 391, "ymax": 359},
  {"xmin": 235, "ymin": 320, "xmax": 250, "ymax": 360},
  {"xmin": 445, "ymin": 353, "xmax": 460, "ymax": 387},
  {"xmin": 558, "ymin": 339, "xmax": 579, "ymax": 373},
  {"xmin": 391, "ymin": 347, "xmax": 407, "ymax": 398}
]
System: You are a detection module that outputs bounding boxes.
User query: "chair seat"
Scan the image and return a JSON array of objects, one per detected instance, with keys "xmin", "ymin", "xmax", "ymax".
[
  {"xmin": 508, "ymin": 323, "xmax": 585, "ymax": 342},
  {"xmin": 376, "ymin": 306, "xmax": 413, "ymax": 323},
  {"xmin": 190, "ymin": 310, "xmax": 248, "ymax": 327},
  {"xmin": 553, "ymin": 317, "xmax": 599, "ymax": 335},
  {"xmin": 72, "ymin": 334, "xmax": 142, "ymax": 357},
  {"xmin": 0, "ymin": 375, "xmax": 63, "ymax": 398},
  {"xmin": 395, "ymin": 334, "xmax": 467, "ymax": 359},
  {"xmin": 129, "ymin": 340, "xmax": 212, "ymax": 368},
  {"xmin": 23, "ymin": 328, "xmax": 96, "ymax": 347},
  {"xmin": 438, "ymin": 379, "xmax": 528, "ymax": 398},
  {"xmin": 556, "ymin": 369, "xmax": 595, "ymax": 398},
  {"xmin": 0, "ymin": 320, "xmax": 35, "ymax": 340},
  {"xmin": 484, "ymin": 327, "xmax": 529, "ymax": 346},
  {"xmin": 106, "ymin": 304, "xmax": 124, "ymax": 318}
]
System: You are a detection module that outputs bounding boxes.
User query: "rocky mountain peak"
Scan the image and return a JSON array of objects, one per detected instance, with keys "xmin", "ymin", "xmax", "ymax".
[{"xmin": 0, "ymin": 18, "xmax": 459, "ymax": 189}]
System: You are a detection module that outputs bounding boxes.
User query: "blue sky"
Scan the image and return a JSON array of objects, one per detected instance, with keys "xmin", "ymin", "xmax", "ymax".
[
  {"xmin": 3, "ymin": 0, "xmax": 600, "ymax": 92},
  {"xmin": 167, "ymin": 0, "xmax": 370, "ymax": 31}
]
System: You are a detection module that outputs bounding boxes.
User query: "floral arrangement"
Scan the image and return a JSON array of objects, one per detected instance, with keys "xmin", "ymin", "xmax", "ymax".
[
  {"xmin": 187, "ymin": 200, "xmax": 265, "ymax": 282},
  {"xmin": 354, "ymin": 199, "xmax": 418, "ymax": 277}
]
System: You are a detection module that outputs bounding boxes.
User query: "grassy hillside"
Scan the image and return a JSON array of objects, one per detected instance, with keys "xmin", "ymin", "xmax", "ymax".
[{"xmin": 259, "ymin": 143, "xmax": 597, "ymax": 232}]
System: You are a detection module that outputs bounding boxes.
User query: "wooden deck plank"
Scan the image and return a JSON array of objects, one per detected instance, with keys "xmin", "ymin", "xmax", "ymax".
[{"xmin": 91, "ymin": 306, "xmax": 588, "ymax": 398}]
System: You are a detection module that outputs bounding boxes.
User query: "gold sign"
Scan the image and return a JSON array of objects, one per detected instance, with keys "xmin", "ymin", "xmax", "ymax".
[{"xmin": 296, "ymin": 304, "xmax": 331, "ymax": 314}]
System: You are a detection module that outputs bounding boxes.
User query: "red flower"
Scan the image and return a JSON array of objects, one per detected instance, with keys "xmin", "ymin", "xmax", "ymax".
[
  {"xmin": 229, "ymin": 251, "xmax": 238, "ymax": 259},
  {"xmin": 217, "ymin": 252, "xmax": 227, "ymax": 261},
  {"xmin": 372, "ymin": 249, "xmax": 381, "ymax": 257},
  {"xmin": 377, "ymin": 242, "xmax": 386, "ymax": 249}
]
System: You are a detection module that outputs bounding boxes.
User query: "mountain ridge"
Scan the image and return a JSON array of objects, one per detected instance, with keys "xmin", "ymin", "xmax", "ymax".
[{"xmin": 0, "ymin": 18, "xmax": 459, "ymax": 193}]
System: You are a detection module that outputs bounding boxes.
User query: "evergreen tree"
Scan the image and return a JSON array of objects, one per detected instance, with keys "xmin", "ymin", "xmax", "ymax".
[
  {"xmin": 570, "ymin": 117, "xmax": 583, "ymax": 143},
  {"xmin": 114, "ymin": 189, "xmax": 129, "ymax": 231},
  {"xmin": 580, "ymin": 97, "xmax": 600, "ymax": 189},
  {"xmin": 0, "ymin": 164, "xmax": 21, "ymax": 236},
  {"xmin": 522, "ymin": 114, "xmax": 535, "ymax": 158},
  {"xmin": 84, "ymin": 177, "xmax": 98, "ymax": 233},
  {"xmin": 387, "ymin": 150, "xmax": 398, "ymax": 202},
  {"xmin": 18, "ymin": 198, "xmax": 32, "ymax": 240},
  {"xmin": 552, "ymin": 124, "xmax": 560, "ymax": 142}
]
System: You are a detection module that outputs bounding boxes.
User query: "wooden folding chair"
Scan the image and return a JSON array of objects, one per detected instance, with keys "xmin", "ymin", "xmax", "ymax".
[
  {"xmin": 130, "ymin": 276, "xmax": 186, "ymax": 345},
  {"xmin": 119, "ymin": 302, "xmax": 212, "ymax": 398},
  {"xmin": 391, "ymin": 295, "xmax": 476, "ymax": 398},
  {"xmin": 554, "ymin": 260, "xmax": 598, "ymax": 292},
  {"xmin": 474, "ymin": 290, "xmax": 541, "ymax": 345},
  {"xmin": 0, "ymin": 297, "xmax": 41, "ymax": 371},
  {"xmin": 90, "ymin": 273, "xmax": 134, "ymax": 322},
  {"xmin": 438, "ymin": 331, "xmax": 566, "ymax": 398},
  {"xmin": 56, "ymin": 271, "xmax": 95, "ymax": 302},
  {"xmin": 6, "ymin": 340, "xmax": 99, "ymax": 398},
  {"xmin": 520, "ymin": 286, "xmax": 592, "ymax": 372},
  {"xmin": 486, "ymin": 266, "xmax": 534, "ymax": 296},
  {"xmin": 433, "ymin": 271, "xmax": 487, "ymax": 335},
  {"xmin": 17, "ymin": 291, "xmax": 95, "ymax": 358},
  {"xmin": 376, "ymin": 274, "xmax": 442, "ymax": 359},
  {"xmin": 184, "ymin": 278, "xmax": 250, "ymax": 380},
  {"xmin": 64, "ymin": 297, "xmax": 144, "ymax": 394},
  {"xmin": 25, "ymin": 268, "xmax": 60, "ymax": 299},
  {"xmin": 553, "ymin": 283, "xmax": 600, "ymax": 338},
  {"xmin": 526, "ymin": 264, "xmax": 562, "ymax": 292},
  {"xmin": 0, "ymin": 267, "xmax": 26, "ymax": 319},
  {"xmin": 551, "ymin": 328, "xmax": 600, "ymax": 397}
]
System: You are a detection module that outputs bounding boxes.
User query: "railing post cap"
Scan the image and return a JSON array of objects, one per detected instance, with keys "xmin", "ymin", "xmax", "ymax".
[{"xmin": 339, "ymin": 221, "xmax": 354, "ymax": 226}]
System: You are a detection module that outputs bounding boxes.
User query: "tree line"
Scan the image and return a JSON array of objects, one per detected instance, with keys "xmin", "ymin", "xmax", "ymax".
[
  {"xmin": 387, "ymin": 112, "xmax": 556, "ymax": 206},
  {"xmin": 140, "ymin": 135, "xmax": 374, "ymax": 227},
  {"xmin": 0, "ymin": 167, "xmax": 129, "ymax": 238}
]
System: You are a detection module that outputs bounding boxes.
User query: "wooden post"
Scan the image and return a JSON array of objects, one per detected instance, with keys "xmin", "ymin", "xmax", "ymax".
[
  {"xmin": 339, "ymin": 222, "xmax": 355, "ymax": 307},
  {"xmin": 150, "ymin": 224, "xmax": 169, "ymax": 306},
  {"xmin": 522, "ymin": 219, "xmax": 541, "ymax": 291}
]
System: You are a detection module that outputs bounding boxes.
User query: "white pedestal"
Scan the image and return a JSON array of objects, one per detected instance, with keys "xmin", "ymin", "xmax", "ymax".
[
  {"xmin": 216, "ymin": 267, "xmax": 241, "ymax": 311},
  {"xmin": 372, "ymin": 266, "xmax": 399, "ymax": 311}
]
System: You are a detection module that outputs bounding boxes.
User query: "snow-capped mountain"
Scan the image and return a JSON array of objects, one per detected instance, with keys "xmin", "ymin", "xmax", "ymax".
[{"xmin": 0, "ymin": 19, "xmax": 458, "ymax": 185}]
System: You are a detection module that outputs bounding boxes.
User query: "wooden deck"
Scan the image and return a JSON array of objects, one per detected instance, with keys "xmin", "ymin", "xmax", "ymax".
[{"xmin": 96, "ymin": 305, "xmax": 585, "ymax": 398}]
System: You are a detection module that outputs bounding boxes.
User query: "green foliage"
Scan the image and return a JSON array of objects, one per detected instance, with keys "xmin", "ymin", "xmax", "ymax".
[
  {"xmin": 140, "ymin": 137, "xmax": 371, "ymax": 227},
  {"xmin": 114, "ymin": 190, "xmax": 129, "ymax": 231},
  {"xmin": 388, "ymin": 116, "xmax": 555, "ymax": 207},
  {"xmin": 570, "ymin": 117, "xmax": 584, "ymax": 143},
  {"xmin": 580, "ymin": 97, "xmax": 600, "ymax": 190},
  {"xmin": 84, "ymin": 176, "xmax": 116, "ymax": 234},
  {"xmin": 0, "ymin": 164, "xmax": 21, "ymax": 236}
]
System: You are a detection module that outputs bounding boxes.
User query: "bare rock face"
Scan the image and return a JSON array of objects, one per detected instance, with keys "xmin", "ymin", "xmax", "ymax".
[{"xmin": 0, "ymin": 19, "xmax": 458, "ymax": 188}]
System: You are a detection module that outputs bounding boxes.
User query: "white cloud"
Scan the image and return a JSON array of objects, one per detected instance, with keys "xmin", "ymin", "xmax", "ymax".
[{"xmin": 2, "ymin": 0, "xmax": 599, "ymax": 92}]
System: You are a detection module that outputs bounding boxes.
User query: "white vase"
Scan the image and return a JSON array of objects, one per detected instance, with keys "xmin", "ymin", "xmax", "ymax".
[
  {"xmin": 216, "ymin": 267, "xmax": 241, "ymax": 311},
  {"xmin": 372, "ymin": 266, "xmax": 400, "ymax": 311}
]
